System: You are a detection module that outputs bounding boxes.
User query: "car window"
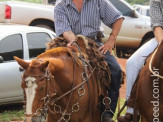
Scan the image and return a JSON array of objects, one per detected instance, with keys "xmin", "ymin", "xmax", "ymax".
[
  {"xmin": 146, "ymin": 9, "xmax": 150, "ymax": 16},
  {"xmin": 136, "ymin": 7, "xmax": 140, "ymax": 12},
  {"xmin": 48, "ymin": 0, "xmax": 56, "ymax": 4},
  {"xmin": 0, "ymin": 34, "xmax": 23, "ymax": 61},
  {"xmin": 110, "ymin": 0, "xmax": 132, "ymax": 16},
  {"xmin": 27, "ymin": 32, "xmax": 51, "ymax": 58}
]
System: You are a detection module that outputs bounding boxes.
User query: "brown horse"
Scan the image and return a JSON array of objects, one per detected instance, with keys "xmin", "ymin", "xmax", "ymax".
[
  {"xmin": 135, "ymin": 41, "xmax": 163, "ymax": 121},
  {"xmin": 14, "ymin": 36, "xmax": 111, "ymax": 122}
]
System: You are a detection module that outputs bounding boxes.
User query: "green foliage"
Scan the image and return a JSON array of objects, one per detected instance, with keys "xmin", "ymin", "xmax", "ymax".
[
  {"xmin": 0, "ymin": 0, "xmax": 42, "ymax": 4},
  {"xmin": 1, "ymin": 0, "xmax": 150, "ymax": 5},
  {"xmin": 126, "ymin": 0, "xmax": 150, "ymax": 5}
]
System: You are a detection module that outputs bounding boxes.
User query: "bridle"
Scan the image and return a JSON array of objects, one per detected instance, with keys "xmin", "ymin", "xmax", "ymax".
[
  {"xmin": 22, "ymin": 43, "xmax": 96, "ymax": 122},
  {"xmin": 23, "ymin": 68, "xmax": 57, "ymax": 118}
]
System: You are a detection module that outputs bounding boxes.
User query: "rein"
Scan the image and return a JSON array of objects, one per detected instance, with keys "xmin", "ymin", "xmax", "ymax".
[{"xmin": 149, "ymin": 47, "xmax": 163, "ymax": 79}]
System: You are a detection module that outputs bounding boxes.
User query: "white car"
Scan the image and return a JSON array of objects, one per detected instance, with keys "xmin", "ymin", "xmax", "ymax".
[
  {"xmin": 0, "ymin": 24, "xmax": 55, "ymax": 105},
  {"xmin": 0, "ymin": 0, "xmax": 154, "ymax": 56},
  {"xmin": 133, "ymin": 5, "xmax": 150, "ymax": 17},
  {"xmin": 102, "ymin": 0, "xmax": 153, "ymax": 56}
]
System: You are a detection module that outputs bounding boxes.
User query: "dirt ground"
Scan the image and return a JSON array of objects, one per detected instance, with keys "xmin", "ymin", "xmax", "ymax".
[{"xmin": 117, "ymin": 58, "xmax": 127, "ymax": 99}]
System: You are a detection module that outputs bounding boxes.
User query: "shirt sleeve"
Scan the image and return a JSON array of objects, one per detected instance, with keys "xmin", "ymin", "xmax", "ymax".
[
  {"xmin": 99, "ymin": 0, "xmax": 124, "ymax": 28},
  {"xmin": 150, "ymin": 0, "xmax": 163, "ymax": 29},
  {"xmin": 54, "ymin": 5, "xmax": 72, "ymax": 36}
]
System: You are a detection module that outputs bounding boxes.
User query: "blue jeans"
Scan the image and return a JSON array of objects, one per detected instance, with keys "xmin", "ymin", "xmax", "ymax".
[{"xmin": 95, "ymin": 40, "xmax": 121, "ymax": 117}]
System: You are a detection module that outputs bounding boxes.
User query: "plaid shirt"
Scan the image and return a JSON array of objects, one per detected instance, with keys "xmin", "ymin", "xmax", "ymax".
[
  {"xmin": 54, "ymin": 0, "xmax": 123, "ymax": 37},
  {"xmin": 150, "ymin": 0, "xmax": 163, "ymax": 29}
]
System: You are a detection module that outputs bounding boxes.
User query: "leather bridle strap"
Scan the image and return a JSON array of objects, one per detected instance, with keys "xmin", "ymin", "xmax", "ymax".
[{"xmin": 72, "ymin": 42, "xmax": 93, "ymax": 122}]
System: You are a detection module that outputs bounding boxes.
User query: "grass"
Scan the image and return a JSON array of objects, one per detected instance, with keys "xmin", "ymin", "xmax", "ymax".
[
  {"xmin": 113, "ymin": 98, "xmax": 126, "ymax": 121},
  {"xmin": 0, "ymin": 98, "xmax": 126, "ymax": 122},
  {"xmin": 0, "ymin": 103, "xmax": 25, "ymax": 122}
]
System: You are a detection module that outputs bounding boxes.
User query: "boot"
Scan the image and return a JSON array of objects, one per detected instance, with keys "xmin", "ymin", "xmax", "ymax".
[
  {"xmin": 118, "ymin": 113, "xmax": 133, "ymax": 122},
  {"xmin": 101, "ymin": 110, "xmax": 114, "ymax": 122}
]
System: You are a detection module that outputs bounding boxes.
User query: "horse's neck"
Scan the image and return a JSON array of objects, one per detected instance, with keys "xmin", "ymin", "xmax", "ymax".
[{"xmin": 49, "ymin": 58, "xmax": 76, "ymax": 93}]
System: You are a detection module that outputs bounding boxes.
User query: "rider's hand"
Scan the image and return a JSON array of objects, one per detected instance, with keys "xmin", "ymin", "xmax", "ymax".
[
  {"xmin": 99, "ymin": 34, "xmax": 116, "ymax": 55},
  {"xmin": 67, "ymin": 40, "xmax": 77, "ymax": 52}
]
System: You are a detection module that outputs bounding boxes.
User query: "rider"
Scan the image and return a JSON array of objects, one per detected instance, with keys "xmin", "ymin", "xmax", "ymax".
[
  {"xmin": 118, "ymin": 0, "xmax": 163, "ymax": 121},
  {"xmin": 54, "ymin": 0, "xmax": 124, "ymax": 121}
]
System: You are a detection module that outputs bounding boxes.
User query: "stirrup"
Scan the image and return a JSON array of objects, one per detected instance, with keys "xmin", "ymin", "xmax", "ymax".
[{"xmin": 101, "ymin": 109, "xmax": 114, "ymax": 122}]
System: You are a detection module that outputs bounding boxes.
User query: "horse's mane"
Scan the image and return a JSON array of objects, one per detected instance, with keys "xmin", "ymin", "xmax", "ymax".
[
  {"xmin": 46, "ymin": 35, "xmax": 111, "ymax": 92},
  {"xmin": 37, "ymin": 47, "xmax": 69, "ymax": 59}
]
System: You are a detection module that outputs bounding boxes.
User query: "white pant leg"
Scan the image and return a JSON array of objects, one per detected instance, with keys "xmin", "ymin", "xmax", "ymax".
[{"xmin": 126, "ymin": 38, "xmax": 158, "ymax": 114}]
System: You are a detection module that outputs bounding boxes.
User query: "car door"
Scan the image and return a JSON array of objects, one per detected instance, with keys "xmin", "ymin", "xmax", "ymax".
[
  {"xmin": 0, "ymin": 34, "xmax": 24, "ymax": 104},
  {"xmin": 102, "ymin": 0, "xmax": 143, "ymax": 48}
]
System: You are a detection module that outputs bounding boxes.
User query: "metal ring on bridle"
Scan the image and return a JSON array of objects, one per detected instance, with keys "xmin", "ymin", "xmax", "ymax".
[
  {"xmin": 35, "ymin": 108, "xmax": 42, "ymax": 116},
  {"xmin": 44, "ymin": 95, "xmax": 50, "ymax": 104},
  {"xmin": 62, "ymin": 113, "xmax": 71, "ymax": 121},
  {"xmin": 25, "ymin": 81, "xmax": 34, "ymax": 87},
  {"xmin": 54, "ymin": 104, "xmax": 62, "ymax": 113},
  {"xmin": 103, "ymin": 97, "xmax": 111, "ymax": 105},
  {"xmin": 78, "ymin": 87, "xmax": 85, "ymax": 96},
  {"xmin": 82, "ymin": 72, "xmax": 88, "ymax": 81},
  {"xmin": 72, "ymin": 103, "xmax": 80, "ymax": 112}
]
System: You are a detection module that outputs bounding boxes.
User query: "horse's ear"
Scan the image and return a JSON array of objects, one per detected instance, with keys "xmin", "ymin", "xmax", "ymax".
[
  {"xmin": 40, "ymin": 60, "xmax": 49, "ymax": 71},
  {"xmin": 76, "ymin": 35, "xmax": 87, "ymax": 54},
  {"xmin": 43, "ymin": 61, "xmax": 49, "ymax": 68},
  {"xmin": 14, "ymin": 56, "xmax": 29, "ymax": 69}
]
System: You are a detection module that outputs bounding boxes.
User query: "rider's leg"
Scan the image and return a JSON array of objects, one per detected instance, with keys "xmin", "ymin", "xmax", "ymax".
[
  {"xmin": 95, "ymin": 40, "xmax": 121, "ymax": 122},
  {"xmin": 126, "ymin": 38, "xmax": 158, "ymax": 113},
  {"xmin": 118, "ymin": 38, "xmax": 158, "ymax": 121}
]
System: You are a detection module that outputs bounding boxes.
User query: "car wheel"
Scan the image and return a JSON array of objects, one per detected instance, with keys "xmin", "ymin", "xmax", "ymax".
[{"xmin": 140, "ymin": 38, "xmax": 152, "ymax": 47}]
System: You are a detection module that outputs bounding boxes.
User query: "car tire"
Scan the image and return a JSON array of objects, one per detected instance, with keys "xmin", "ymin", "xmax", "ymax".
[
  {"xmin": 34, "ymin": 24, "xmax": 54, "ymax": 31},
  {"xmin": 140, "ymin": 38, "xmax": 152, "ymax": 47},
  {"xmin": 30, "ymin": 20, "xmax": 55, "ymax": 32},
  {"xmin": 35, "ymin": 24, "xmax": 54, "ymax": 31}
]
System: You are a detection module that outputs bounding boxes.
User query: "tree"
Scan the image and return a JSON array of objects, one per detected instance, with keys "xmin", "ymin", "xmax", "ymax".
[{"xmin": 126, "ymin": 0, "xmax": 149, "ymax": 5}]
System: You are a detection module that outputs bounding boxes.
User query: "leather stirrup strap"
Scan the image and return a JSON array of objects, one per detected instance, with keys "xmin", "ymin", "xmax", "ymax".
[{"xmin": 117, "ymin": 100, "xmax": 127, "ymax": 119}]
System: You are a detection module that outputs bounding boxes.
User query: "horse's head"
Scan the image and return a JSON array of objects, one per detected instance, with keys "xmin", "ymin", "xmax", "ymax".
[{"xmin": 14, "ymin": 56, "xmax": 53, "ymax": 122}]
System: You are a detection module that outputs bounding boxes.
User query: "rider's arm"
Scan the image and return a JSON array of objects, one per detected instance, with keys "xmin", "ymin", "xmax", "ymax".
[
  {"xmin": 99, "ymin": 18, "xmax": 123, "ymax": 54},
  {"xmin": 63, "ymin": 31, "xmax": 76, "ymax": 48},
  {"xmin": 54, "ymin": 5, "xmax": 76, "ymax": 48},
  {"xmin": 153, "ymin": 27, "xmax": 163, "ymax": 44},
  {"xmin": 99, "ymin": 0, "xmax": 124, "ymax": 54}
]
